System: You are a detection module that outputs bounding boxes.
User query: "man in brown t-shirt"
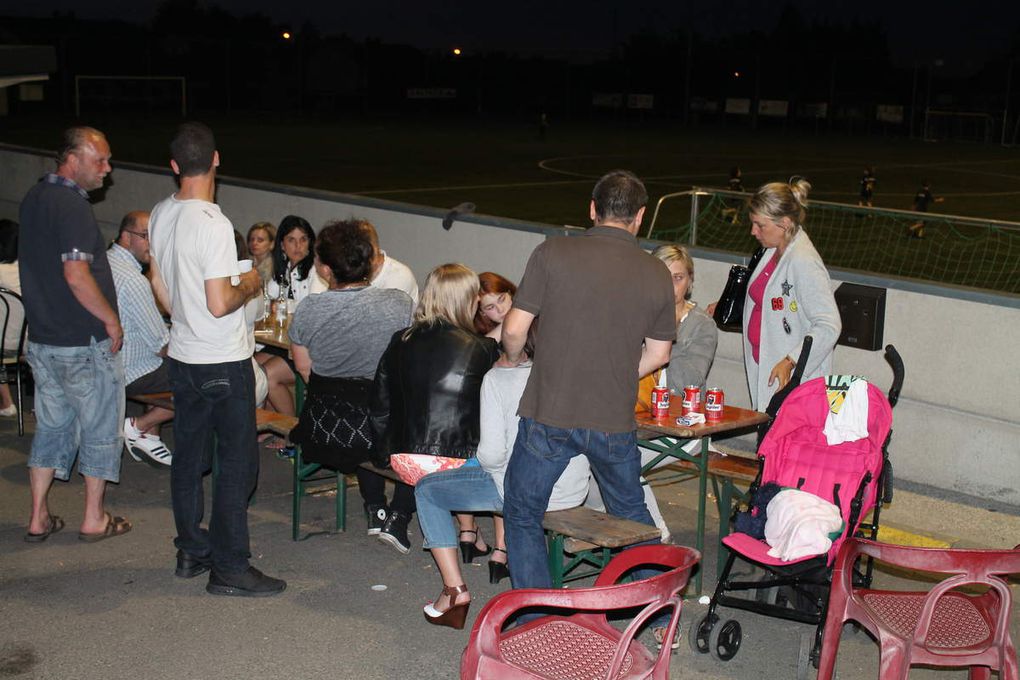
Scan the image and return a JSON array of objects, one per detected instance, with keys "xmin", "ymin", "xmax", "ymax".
[{"xmin": 498, "ymin": 169, "xmax": 676, "ymax": 590}]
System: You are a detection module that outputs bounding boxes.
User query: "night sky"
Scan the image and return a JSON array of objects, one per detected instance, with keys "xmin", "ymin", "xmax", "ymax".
[{"xmin": 3, "ymin": 0, "xmax": 1020, "ymax": 73}]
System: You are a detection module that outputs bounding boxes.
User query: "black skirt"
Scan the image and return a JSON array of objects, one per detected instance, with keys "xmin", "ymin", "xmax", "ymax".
[{"xmin": 290, "ymin": 373, "xmax": 374, "ymax": 473}]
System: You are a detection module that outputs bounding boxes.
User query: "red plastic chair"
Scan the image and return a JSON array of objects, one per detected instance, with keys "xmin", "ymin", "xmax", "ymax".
[
  {"xmin": 460, "ymin": 545, "xmax": 700, "ymax": 680},
  {"xmin": 818, "ymin": 538, "xmax": 1020, "ymax": 680}
]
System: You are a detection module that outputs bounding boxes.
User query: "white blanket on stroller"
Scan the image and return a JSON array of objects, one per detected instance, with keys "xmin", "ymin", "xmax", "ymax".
[{"xmin": 764, "ymin": 489, "xmax": 843, "ymax": 562}]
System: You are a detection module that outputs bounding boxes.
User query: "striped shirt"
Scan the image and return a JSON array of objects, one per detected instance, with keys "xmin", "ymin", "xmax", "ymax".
[{"xmin": 108, "ymin": 243, "xmax": 169, "ymax": 384}]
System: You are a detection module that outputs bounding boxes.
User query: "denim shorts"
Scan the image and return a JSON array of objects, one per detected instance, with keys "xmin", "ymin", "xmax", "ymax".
[{"xmin": 27, "ymin": 338, "xmax": 126, "ymax": 482}]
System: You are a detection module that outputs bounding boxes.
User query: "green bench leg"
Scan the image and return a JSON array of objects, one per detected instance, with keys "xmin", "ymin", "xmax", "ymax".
[
  {"xmin": 336, "ymin": 470, "xmax": 347, "ymax": 533},
  {"xmin": 547, "ymin": 532, "xmax": 565, "ymax": 588}
]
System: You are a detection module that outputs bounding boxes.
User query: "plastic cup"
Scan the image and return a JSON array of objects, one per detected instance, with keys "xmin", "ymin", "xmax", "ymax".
[{"xmin": 238, "ymin": 259, "xmax": 253, "ymax": 273}]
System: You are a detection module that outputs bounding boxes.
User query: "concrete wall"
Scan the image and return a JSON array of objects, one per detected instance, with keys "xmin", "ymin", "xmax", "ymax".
[{"xmin": 3, "ymin": 145, "xmax": 1019, "ymax": 504}]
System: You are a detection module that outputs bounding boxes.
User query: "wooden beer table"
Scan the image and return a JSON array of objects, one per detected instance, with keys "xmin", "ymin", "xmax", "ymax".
[{"xmin": 635, "ymin": 403, "xmax": 769, "ymax": 595}]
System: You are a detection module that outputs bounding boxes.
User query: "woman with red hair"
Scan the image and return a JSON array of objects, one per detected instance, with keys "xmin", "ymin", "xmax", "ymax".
[{"xmin": 473, "ymin": 272, "xmax": 516, "ymax": 341}]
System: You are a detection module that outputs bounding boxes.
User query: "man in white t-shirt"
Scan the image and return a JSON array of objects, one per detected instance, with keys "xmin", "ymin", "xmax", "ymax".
[
  {"xmin": 149, "ymin": 122, "xmax": 285, "ymax": 597},
  {"xmin": 358, "ymin": 220, "xmax": 419, "ymax": 304}
]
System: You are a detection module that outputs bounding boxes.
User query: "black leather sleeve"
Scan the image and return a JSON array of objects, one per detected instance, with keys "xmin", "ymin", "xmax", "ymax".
[{"xmin": 369, "ymin": 332, "xmax": 399, "ymax": 467}]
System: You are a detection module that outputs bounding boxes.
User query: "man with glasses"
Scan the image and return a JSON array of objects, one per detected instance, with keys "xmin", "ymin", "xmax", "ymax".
[{"xmin": 108, "ymin": 210, "xmax": 174, "ymax": 466}]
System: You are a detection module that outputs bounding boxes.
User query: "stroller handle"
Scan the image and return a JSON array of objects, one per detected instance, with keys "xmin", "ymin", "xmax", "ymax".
[
  {"xmin": 763, "ymin": 336, "xmax": 813, "ymax": 418},
  {"xmin": 884, "ymin": 344, "xmax": 904, "ymax": 408}
]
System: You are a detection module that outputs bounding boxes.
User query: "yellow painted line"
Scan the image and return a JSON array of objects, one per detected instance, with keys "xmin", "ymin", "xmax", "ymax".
[{"xmin": 876, "ymin": 525, "xmax": 951, "ymax": 549}]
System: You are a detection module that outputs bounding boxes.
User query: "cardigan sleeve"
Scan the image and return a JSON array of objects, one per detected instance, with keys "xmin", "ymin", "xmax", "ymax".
[{"xmin": 789, "ymin": 251, "xmax": 841, "ymax": 377}]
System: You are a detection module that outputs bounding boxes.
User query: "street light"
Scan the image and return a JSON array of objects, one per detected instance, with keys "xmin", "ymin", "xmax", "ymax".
[
  {"xmin": 452, "ymin": 47, "xmax": 462, "ymax": 56},
  {"xmin": 282, "ymin": 31, "xmax": 292, "ymax": 40}
]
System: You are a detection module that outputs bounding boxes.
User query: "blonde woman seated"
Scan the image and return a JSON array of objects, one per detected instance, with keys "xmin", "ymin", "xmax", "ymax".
[
  {"xmin": 370, "ymin": 264, "xmax": 500, "ymax": 555},
  {"xmin": 414, "ymin": 336, "xmax": 590, "ymax": 629}
]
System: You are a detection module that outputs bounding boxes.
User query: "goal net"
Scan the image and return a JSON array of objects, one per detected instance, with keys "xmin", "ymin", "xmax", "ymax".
[
  {"xmin": 923, "ymin": 110, "xmax": 994, "ymax": 144},
  {"xmin": 74, "ymin": 75, "xmax": 186, "ymax": 118},
  {"xmin": 647, "ymin": 189, "xmax": 1020, "ymax": 294}
]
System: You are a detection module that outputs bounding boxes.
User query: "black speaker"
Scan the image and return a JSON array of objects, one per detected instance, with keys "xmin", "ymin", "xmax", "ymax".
[{"xmin": 835, "ymin": 283, "xmax": 885, "ymax": 351}]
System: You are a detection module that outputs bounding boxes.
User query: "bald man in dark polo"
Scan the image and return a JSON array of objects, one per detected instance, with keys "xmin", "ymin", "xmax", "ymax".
[{"xmin": 497, "ymin": 169, "xmax": 675, "ymax": 589}]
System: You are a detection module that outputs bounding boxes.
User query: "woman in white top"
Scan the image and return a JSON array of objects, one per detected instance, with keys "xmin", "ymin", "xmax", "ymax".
[{"xmin": 266, "ymin": 215, "xmax": 325, "ymax": 302}]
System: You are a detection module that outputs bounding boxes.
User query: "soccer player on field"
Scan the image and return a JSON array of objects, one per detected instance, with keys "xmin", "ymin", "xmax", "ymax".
[{"xmin": 907, "ymin": 179, "xmax": 944, "ymax": 239}]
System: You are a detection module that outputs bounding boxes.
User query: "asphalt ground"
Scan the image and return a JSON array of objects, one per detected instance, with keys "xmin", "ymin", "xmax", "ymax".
[{"xmin": 2, "ymin": 411, "xmax": 1018, "ymax": 680}]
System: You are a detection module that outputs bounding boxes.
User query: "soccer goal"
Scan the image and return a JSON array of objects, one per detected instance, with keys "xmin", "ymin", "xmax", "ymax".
[
  {"xmin": 923, "ymin": 109, "xmax": 994, "ymax": 143},
  {"xmin": 74, "ymin": 75, "xmax": 187, "ymax": 118}
]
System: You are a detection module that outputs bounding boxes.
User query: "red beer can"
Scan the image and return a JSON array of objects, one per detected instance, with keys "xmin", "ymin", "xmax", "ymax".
[
  {"xmin": 650, "ymin": 386, "xmax": 671, "ymax": 419},
  {"xmin": 705, "ymin": 387, "xmax": 725, "ymax": 420},
  {"xmin": 682, "ymin": 385, "xmax": 701, "ymax": 414}
]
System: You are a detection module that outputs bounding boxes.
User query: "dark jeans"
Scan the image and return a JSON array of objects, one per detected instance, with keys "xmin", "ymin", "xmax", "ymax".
[
  {"xmin": 357, "ymin": 466, "xmax": 416, "ymax": 515},
  {"xmin": 168, "ymin": 358, "xmax": 258, "ymax": 574},
  {"xmin": 504, "ymin": 417, "xmax": 659, "ymax": 590}
]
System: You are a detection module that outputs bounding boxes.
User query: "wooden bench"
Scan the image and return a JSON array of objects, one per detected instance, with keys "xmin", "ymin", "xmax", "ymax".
[{"xmin": 298, "ymin": 459, "xmax": 662, "ymax": 586}]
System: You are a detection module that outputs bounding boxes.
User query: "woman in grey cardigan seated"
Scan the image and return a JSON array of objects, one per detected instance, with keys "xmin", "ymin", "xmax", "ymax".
[{"xmin": 743, "ymin": 178, "xmax": 841, "ymax": 410}]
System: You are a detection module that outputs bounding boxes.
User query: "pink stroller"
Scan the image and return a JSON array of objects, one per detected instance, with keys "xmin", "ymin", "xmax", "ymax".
[{"xmin": 689, "ymin": 345, "xmax": 902, "ymax": 678}]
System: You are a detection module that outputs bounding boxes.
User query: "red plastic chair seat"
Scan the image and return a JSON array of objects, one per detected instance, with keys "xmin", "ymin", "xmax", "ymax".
[
  {"xmin": 499, "ymin": 618, "xmax": 654, "ymax": 680},
  {"xmin": 817, "ymin": 538, "xmax": 1020, "ymax": 680},
  {"xmin": 721, "ymin": 532, "xmax": 820, "ymax": 568},
  {"xmin": 461, "ymin": 545, "xmax": 701, "ymax": 680},
  {"xmin": 860, "ymin": 590, "xmax": 993, "ymax": 650}
]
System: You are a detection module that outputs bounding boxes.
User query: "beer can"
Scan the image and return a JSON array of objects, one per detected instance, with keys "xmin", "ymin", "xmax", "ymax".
[
  {"xmin": 705, "ymin": 387, "xmax": 725, "ymax": 420},
  {"xmin": 682, "ymin": 385, "xmax": 701, "ymax": 414},
  {"xmin": 650, "ymin": 386, "xmax": 671, "ymax": 420}
]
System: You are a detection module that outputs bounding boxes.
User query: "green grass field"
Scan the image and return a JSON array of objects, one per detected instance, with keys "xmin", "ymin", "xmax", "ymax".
[{"xmin": 3, "ymin": 112, "xmax": 1019, "ymax": 292}]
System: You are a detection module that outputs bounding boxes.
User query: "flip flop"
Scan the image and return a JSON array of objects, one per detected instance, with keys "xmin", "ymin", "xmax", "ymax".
[
  {"xmin": 78, "ymin": 512, "xmax": 132, "ymax": 543},
  {"xmin": 24, "ymin": 515, "xmax": 65, "ymax": 543}
]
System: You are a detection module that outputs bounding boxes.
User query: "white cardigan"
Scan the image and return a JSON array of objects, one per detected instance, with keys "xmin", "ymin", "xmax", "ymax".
[{"xmin": 741, "ymin": 231, "xmax": 841, "ymax": 410}]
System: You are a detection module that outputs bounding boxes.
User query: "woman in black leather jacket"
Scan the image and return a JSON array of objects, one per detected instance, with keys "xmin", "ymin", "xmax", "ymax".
[{"xmin": 370, "ymin": 263, "xmax": 499, "ymax": 554}]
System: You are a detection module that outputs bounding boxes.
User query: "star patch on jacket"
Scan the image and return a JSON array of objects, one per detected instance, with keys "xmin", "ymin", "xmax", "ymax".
[{"xmin": 781, "ymin": 280, "xmax": 793, "ymax": 296}]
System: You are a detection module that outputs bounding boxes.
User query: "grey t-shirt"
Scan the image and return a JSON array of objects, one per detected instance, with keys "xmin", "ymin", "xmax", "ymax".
[{"xmin": 288, "ymin": 286, "xmax": 414, "ymax": 378}]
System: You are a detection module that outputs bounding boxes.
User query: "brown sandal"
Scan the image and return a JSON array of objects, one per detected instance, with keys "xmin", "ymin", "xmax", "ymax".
[
  {"xmin": 423, "ymin": 584, "xmax": 470, "ymax": 629},
  {"xmin": 78, "ymin": 512, "xmax": 132, "ymax": 543}
]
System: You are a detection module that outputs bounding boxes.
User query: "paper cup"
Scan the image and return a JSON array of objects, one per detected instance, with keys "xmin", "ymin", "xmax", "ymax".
[{"xmin": 238, "ymin": 259, "xmax": 253, "ymax": 273}]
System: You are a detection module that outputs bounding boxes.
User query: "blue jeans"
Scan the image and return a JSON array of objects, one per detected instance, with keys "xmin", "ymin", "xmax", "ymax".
[
  {"xmin": 503, "ymin": 417, "xmax": 659, "ymax": 590},
  {"xmin": 168, "ymin": 358, "xmax": 258, "ymax": 574},
  {"xmin": 415, "ymin": 466, "xmax": 502, "ymax": 549},
  {"xmin": 27, "ymin": 338, "xmax": 125, "ymax": 482}
]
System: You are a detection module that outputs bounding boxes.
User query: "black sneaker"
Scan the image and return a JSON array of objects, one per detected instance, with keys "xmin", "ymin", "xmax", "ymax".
[
  {"xmin": 365, "ymin": 504, "xmax": 389, "ymax": 536},
  {"xmin": 175, "ymin": 549, "xmax": 212, "ymax": 579},
  {"xmin": 377, "ymin": 511, "xmax": 412, "ymax": 554},
  {"xmin": 206, "ymin": 566, "xmax": 287, "ymax": 597}
]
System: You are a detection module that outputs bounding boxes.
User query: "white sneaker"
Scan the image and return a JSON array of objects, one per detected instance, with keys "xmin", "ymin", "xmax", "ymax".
[
  {"xmin": 0, "ymin": 403, "xmax": 16, "ymax": 417},
  {"xmin": 124, "ymin": 418, "xmax": 144, "ymax": 461},
  {"xmin": 129, "ymin": 434, "xmax": 173, "ymax": 466}
]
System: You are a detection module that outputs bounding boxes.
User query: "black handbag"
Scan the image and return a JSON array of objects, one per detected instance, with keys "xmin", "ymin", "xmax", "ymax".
[{"xmin": 713, "ymin": 247, "xmax": 766, "ymax": 333}]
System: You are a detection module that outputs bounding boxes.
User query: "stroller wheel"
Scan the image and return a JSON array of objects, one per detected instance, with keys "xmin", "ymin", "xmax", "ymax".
[
  {"xmin": 708, "ymin": 619, "xmax": 742, "ymax": 661},
  {"xmin": 688, "ymin": 613, "xmax": 715, "ymax": 655}
]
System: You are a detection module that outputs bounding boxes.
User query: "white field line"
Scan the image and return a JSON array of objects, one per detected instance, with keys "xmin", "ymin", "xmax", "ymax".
[{"xmin": 351, "ymin": 155, "xmax": 1020, "ymax": 198}]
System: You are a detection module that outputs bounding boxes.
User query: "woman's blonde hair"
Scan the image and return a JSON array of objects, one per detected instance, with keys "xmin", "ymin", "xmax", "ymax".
[
  {"xmin": 405, "ymin": 263, "xmax": 479, "ymax": 338},
  {"xmin": 651, "ymin": 244, "xmax": 695, "ymax": 300},
  {"xmin": 247, "ymin": 221, "xmax": 276, "ymax": 244},
  {"xmin": 749, "ymin": 177, "xmax": 811, "ymax": 244}
]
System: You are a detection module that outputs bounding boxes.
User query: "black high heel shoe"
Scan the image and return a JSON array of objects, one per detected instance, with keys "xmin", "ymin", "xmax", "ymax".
[
  {"xmin": 459, "ymin": 529, "xmax": 492, "ymax": 564},
  {"xmin": 488, "ymin": 548, "xmax": 509, "ymax": 584}
]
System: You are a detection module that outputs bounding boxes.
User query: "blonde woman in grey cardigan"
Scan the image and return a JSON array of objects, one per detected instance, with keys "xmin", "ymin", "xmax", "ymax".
[
  {"xmin": 652, "ymin": 244, "xmax": 718, "ymax": 391},
  {"xmin": 742, "ymin": 179, "xmax": 841, "ymax": 410}
]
